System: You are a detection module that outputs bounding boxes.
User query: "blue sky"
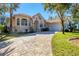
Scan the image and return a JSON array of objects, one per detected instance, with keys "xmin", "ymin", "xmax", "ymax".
[
  {"xmin": 5, "ymin": 3, "xmax": 71, "ymax": 20},
  {"xmin": 15, "ymin": 3, "xmax": 53, "ymax": 19},
  {"xmin": 6, "ymin": 3, "xmax": 55, "ymax": 20}
]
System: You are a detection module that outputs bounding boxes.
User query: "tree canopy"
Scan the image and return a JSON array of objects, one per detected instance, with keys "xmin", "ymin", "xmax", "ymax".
[{"xmin": 43, "ymin": 3, "xmax": 72, "ymax": 34}]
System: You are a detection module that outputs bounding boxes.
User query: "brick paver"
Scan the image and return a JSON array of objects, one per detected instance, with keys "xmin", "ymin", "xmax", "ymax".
[{"xmin": 0, "ymin": 32, "xmax": 54, "ymax": 56}]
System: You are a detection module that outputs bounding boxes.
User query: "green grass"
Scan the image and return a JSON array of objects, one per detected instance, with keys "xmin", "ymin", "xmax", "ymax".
[{"xmin": 52, "ymin": 32, "xmax": 79, "ymax": 56}]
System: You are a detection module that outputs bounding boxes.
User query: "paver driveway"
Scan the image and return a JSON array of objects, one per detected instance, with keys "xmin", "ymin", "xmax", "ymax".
[{"xmin": 0, "ymin": 31, "xmax": 54, "ymax": 56}]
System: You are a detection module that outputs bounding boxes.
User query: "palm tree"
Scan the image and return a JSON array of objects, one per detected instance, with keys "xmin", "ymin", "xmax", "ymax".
[
  {"xmin": 0, "ymin": 4, "xmax": 8, "ymax": 33},
  {"xmin": 43, "ymin": 3, "xmax": 72, "ymax": 34},
  {"xmin": 7, "ymin": 3, "xmax": 20, "ymax": 32},
  {"xmin": 0, "ymin": 4, "xmax": 7, "ymax": 16}
]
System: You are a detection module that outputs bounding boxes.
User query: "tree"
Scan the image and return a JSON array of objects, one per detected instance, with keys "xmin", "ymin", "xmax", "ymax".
[
  {"xmin": 48, "ymin": 16, "xmax": 53, "ymax": 20},
  {"xmin": 71, "ymin": 4, "xmax": 79, "ymax": 18},
  {"xmin": 43, "ymin": 3, "xmax": 72, "ymax": 34},
  {"xmin": 71, "ymin": 4, "xmax": 79, "ymax": 31},
  {"xmin": 71, "ymin": 4, "xmax": 79, "ymax": 23},
  {"xmin": 7, "ymin": 3, "xmax": 20, "ymax": 32},
  {"xmin": 0, "ymin": 4, "xmax": 8, "ymax": 32}
]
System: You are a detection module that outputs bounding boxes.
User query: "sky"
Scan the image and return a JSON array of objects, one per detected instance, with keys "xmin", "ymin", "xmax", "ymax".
[
  {"xmin": 5, "ymin": 3, "xmax": 71, "ymax": 20},
  {"xmin": 6, "ymin": 3, "xmax": 55, "ymax": 20}
]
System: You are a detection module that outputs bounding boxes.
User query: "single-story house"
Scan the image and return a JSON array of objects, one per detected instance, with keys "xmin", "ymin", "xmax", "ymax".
[
  {"xmin": 6, "ymin": 13, "xmax": 46, "ymax": 33},
  {"xmin": 5, "ymin": 13, "xmax": 72, "ymax": 33}
]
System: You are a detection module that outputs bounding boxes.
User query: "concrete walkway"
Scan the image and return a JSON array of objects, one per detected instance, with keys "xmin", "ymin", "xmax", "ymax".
[{"xmin": 0, "ymin": 31, "xmax": 54, "ymax": 56}]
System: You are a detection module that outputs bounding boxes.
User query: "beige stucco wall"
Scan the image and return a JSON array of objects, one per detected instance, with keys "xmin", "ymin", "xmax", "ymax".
[
  {"xmin": 12, "ymin": 14, "xmax": 32, "ymax": 33},
  {"xmin": 32, "ymin": 14, "xmax": 45, "ymax": 32}
]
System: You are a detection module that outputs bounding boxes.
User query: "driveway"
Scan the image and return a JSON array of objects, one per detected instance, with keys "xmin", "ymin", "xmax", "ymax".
[{"xmin": 0, "ymin": 31, "xmax": 54, "ymax": 56}]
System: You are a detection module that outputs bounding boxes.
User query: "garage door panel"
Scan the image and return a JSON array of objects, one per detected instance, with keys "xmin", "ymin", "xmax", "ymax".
[{"xmin": 49, "ymin": 24, "xmax": 61, "ymax": 31}]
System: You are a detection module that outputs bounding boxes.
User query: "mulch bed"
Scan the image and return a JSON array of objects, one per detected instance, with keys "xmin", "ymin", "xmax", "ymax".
[
  {"xmin": 69, "ymin": 38, "xmax": 79, "ymax": 41},
  {"xmin": 69, "ymin": 37, "xmax": 79, "ymax": 46}
]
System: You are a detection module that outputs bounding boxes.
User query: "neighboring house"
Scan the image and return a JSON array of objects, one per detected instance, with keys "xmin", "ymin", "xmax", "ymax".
[
  {"xmin": 73, "ymin": 18, "xmax": 79, "ymax": 30},
  {"xmin": 64, "ymin": 16, "xmax": 73, "ymax": 30}
]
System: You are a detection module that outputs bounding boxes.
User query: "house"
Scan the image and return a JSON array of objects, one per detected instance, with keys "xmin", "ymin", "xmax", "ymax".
[
  {"xmin": 6, "ymin": 13, "xmax": 72, "ymax": 33},
  {"xmin": 6, "ymin": 13, "xmax": 46, "ymax": 33}
]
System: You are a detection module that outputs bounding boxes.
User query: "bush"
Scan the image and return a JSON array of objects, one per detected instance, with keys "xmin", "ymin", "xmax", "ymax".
[
  {"xmin": 65, "ymin": 29, "xmax": 70, "ymax": 32},
  {"xmin": 2, "ymin": 26, "xmax": 10, "ymax": 34},
  {"xmin": 0, "ymin": 24, "xmax": 4, "ymax": 33}
]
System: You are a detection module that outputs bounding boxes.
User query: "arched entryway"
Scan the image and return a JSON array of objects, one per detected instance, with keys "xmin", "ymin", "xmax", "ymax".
[{"xmin": 34, "ymin": 20, "xmax": 39, "ymax": 32}]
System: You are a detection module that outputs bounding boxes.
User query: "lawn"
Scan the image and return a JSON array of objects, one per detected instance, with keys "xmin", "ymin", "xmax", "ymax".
[{"xmin": 52, "ymin": 32, "xmax": 79, "ymax": 56}]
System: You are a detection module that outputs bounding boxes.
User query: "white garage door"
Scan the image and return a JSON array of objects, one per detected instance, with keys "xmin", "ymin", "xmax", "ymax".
[{"xmin": 49, "ymin": 24, "xmax": 62, "ymax": 31}]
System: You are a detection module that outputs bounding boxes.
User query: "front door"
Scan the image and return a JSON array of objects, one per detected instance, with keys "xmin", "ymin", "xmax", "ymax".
[{"xmin": 34, "ymin": 20, "xmax": 39, "ymax": 32}]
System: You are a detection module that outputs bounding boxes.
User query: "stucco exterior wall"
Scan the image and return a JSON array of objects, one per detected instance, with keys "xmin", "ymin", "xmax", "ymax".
[
  {"xmin": 12, "ymin": 14, "xmax": 32, "ymax": 33},
  {"xmin": 32, "ymin": 14, "xmax": 45, "ymax": 32}
]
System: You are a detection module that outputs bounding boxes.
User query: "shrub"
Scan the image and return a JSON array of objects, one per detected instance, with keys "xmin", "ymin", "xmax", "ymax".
[
  {"xmin": 0, "ymin": 24, "xmax": 4, "ymax": 33},
  {"xmin": 3, "ymin": 26, "xmax": 10, "ymax": 34},
  {"xmin": 65, "ymin": 29, "xmax": 70, "ymax": 32}
]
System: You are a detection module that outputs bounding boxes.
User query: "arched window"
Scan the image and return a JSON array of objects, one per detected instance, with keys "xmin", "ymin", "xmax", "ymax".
[{"xmin": 21, "ymin": 18, "xmax": 27, "ymax": 26}]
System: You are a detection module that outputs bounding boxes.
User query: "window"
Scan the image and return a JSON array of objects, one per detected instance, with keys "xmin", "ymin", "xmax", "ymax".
[
  {"xmin": 21, "ymin": 19, "xmax": 24, "ymax": 25},
  {"xmin": 25, "ymin": 20, "xmax": 27, "ymax": 25},
  {"xmin": 17, "ymin": 18, "xmax": 20, "ymax": 25},
  {"xmin": 21, "ymin": 18, "xmax": 27, "ymax": 26}
]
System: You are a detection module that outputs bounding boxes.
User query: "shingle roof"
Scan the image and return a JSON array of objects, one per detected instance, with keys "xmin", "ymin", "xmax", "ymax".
[{"xmin": 45, "ymin": 19, "xmax": 62, "ymax": 24}]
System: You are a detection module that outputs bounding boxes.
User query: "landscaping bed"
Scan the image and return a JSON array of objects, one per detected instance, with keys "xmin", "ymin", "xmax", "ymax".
[
  {"xmin": 70, "ymin": 38, "xmax": 79, "ymax": 47},
  {"xmin": 52, "ymin": 32, "xmax": 79, "ymax": 56}
]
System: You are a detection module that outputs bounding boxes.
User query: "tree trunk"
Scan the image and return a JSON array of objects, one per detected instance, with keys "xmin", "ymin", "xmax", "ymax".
[
  {"xmin": 10, "ymin": 4, "xmax": 13, "ymax": 33},
  {"xmin": 57, "ymin": 11, "xmax": 65, "ymax": 34},
  {"xmin": 61, "ymin": 19, "xmax": 65, "ymax": 34}
]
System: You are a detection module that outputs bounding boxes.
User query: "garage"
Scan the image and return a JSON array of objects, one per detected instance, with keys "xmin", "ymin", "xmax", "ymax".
[
  {"xmin": 48, "ymin": 23, "xmax": 62, "ymax": 31},
  {"xmin": 46, "ymin": 20, "xmax": 62, "ymax": 32}
]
